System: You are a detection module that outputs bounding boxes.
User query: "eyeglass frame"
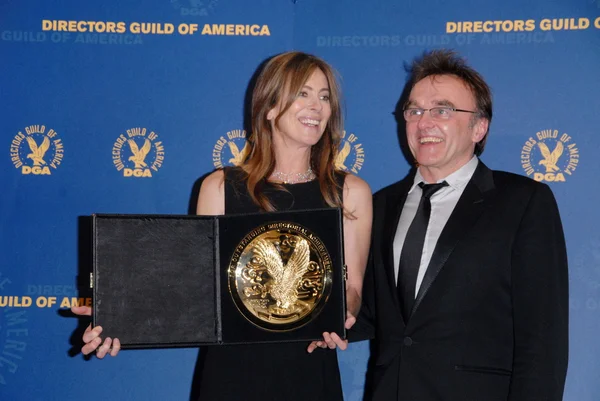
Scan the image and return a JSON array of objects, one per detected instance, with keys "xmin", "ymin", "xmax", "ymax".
[{"xmin": 402, "ymin": 106, "xmax": 478, "ymax": 121}]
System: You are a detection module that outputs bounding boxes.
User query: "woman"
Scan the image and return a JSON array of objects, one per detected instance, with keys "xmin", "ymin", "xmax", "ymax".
[{"xmin": 73, "ymin": 51, "xmax": 372, "ymax": 400}]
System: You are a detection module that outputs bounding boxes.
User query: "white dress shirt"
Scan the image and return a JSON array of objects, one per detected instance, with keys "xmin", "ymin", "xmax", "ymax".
[{"xmin": 393, "ymin": 156, "xmax": 479, "ymax": 298}]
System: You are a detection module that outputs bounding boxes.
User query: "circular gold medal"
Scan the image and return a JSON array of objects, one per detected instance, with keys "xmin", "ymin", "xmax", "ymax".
[{"xmin": 228, "ymin": 222, "xmax": 333, "ymax": 331}]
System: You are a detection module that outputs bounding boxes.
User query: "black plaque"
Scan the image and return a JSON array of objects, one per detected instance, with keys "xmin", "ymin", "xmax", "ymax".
[{"xmin": 92, "ymin": 208, "xmax": 346, "ymax": 348}]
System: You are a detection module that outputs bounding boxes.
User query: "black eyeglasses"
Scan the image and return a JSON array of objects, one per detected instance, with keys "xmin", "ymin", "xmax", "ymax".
[{"xmin": 403, "ymin": 107, "xmax": 477, "ymax": 122}]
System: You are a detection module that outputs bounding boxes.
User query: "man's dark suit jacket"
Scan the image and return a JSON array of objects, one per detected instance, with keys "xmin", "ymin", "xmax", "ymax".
[{"xmin": 353, "ymin": 161, "xmax": 568, "ymax": 401}]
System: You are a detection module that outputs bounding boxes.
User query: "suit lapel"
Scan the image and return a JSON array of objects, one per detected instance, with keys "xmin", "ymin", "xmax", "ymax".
[{"xmin": 411, "ymin": 162, "xmax": 495, "ymax": 316}]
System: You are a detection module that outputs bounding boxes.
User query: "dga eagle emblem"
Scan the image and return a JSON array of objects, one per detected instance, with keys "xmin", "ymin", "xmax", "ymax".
[
  {"xmin": 128, "ymin": 138, "xmax": 152, "ymax": 168},
  {"xmin": 228, "ymin": 224, "xmax": 333, "ymax": 331},
  {"xmin": 26, "ymin": 136, "xmax": 50, "ymax": 166},
  {"xmin": 335, "ymin": 141, "xmax": 351, "ymax": 170},
  {"xmin": 111, "ymin": 128, "xmax": 164, "ymax": 178},
  {"xmin": 212, "ymin": 130, "xmax": 249, "ymax": 169},
  {"xmin": 537, "ymin": 141, "xmax": 564, "ymax": 173},
  {"xmin": 10, "ymin": 125, "xmax": 64, "ymax": 175},
  {"xmin": 520, "ymin": 129, "xmax": 579, "ymax": 183},
  {"xmin": 227, "ymin": 140, "xmax": 249, "ymax": 166},
  {"xmin": 335, "ymin": 131, "xmax": 365, "ymax": 174}
]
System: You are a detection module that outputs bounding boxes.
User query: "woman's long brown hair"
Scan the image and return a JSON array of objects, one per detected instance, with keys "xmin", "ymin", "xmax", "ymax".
[{"xmin": 240, "ymin": 51, "xmax": 345, "ymax": 212}]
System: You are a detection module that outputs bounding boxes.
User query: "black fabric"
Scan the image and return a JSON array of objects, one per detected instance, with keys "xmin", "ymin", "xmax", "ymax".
[
  {"xmin": 397, "ymin": 181, "xmax": 448, "ymax": 321},
  {"xmin": 197, "ymin": 167, "xmax": 345, "ymax": 401},
  {"xmin": 93, "ymin": 216, "xmax": 218, "ymax": 347}
]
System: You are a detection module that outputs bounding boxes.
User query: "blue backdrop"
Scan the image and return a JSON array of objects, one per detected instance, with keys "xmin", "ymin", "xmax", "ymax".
[{"xmin": 1, "ymin": 0, "xmax": 599, "ymax": 400}]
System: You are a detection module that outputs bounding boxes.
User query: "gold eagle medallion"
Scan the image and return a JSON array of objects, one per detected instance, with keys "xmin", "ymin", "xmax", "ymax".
[{"xmin": 228, "ymin": 222, "xmax": 333, "ymax": 331}]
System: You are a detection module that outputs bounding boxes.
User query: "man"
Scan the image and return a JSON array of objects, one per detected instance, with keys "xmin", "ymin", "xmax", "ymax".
[{"xmin": 355, "ymin": 50, "xmax": 568, "ymax": 401}]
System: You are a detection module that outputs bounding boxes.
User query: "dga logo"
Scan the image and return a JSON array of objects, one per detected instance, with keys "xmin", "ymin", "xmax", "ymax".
[
  {"xmin": 520, "ymin": 129, "xmax": 579, "ymax": 182},
  {"xmin": 336, "ymin": 130, "xmax": 365, "ymax": 174},
  {"xmin": 212, "ymin": 129, "xmax": 249, "ymax": 169},
  {"xmin": 9, "ymin": 125, "xmax": 64, "ymax": 175},
  {"xmin": 170, "ymin": 0, "xmax": 219, "ymax": 17},
  {"xmin": 112, "ymin": 128, "xmax": 165, "ymax": 178}
]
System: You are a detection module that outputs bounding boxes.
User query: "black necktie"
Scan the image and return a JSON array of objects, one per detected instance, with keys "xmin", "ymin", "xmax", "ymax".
[{"xmin": 397, "ymin": 181, "xmax": 448, "ymax": 320}]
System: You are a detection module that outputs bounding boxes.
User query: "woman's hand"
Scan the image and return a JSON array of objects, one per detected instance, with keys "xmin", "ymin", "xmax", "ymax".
[
  {"xmin": 306, "ymin": 310, "xmax": 356, "ymax": 353},
  {"xmin": 72, "ymin": 306, "xmax": 121, "ymax": 358}
]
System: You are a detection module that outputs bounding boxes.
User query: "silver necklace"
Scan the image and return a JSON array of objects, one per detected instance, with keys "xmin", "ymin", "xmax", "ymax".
[{"xmin": 271, "ymin": 168, "xmax": 315, "ymax": 184}]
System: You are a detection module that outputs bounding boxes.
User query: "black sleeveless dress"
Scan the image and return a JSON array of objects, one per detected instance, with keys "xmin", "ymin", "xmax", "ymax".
[{"xmin": 196, "ymin": 168, "xmax": 344, "ymax": 401}]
